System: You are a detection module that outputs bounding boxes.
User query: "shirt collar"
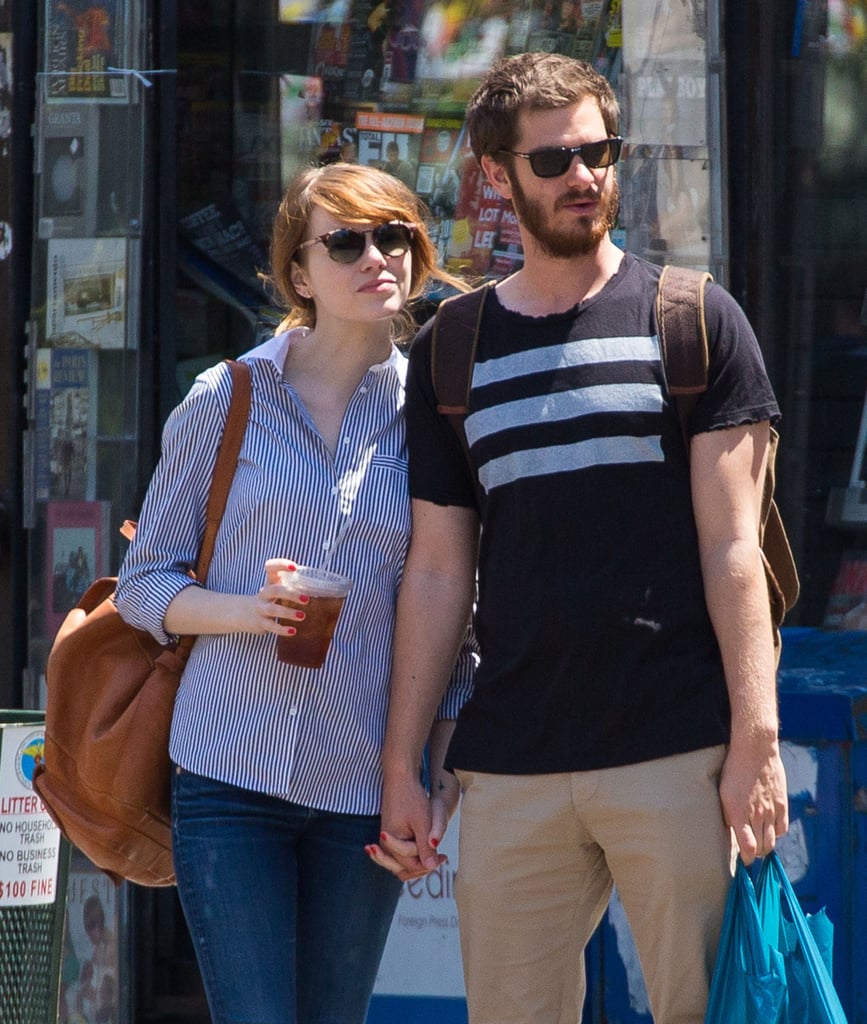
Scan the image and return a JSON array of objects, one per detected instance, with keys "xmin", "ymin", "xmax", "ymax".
[{"xmin": 243, "ymin": 329, "xmax": 407, "ymax": 385}]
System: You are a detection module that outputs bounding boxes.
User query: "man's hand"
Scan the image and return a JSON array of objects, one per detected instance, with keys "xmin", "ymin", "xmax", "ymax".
[
  {"xmin": 719, "ymin": 739, "xmax": 788, "ymax": 865},
  {"xmin": 366, "ymin": 791, "xmax": 456, "ymax": 882},
  {"xmin": 367, "ymin": 771, "xmax": 444, "ymax": 880}
]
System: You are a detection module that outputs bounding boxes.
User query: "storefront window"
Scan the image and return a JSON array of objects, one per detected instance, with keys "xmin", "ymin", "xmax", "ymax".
[
  {"xmin": 173, "ymin": 0, "xmax": 720, "ymax": 378},
  {"xmin": 798, "ymin": 0, "xmax": 867, "ymax": 626}
]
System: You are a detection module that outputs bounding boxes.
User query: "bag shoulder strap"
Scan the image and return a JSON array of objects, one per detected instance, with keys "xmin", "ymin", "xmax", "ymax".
[
  {"xmin": 656, "ymin": 264, "xmax": 713, "ymax": 448},
  {"xmin": 657, "ymin": 267, "xmax": 800, "ymax": 625},
  {"xmin": 431, "ymin": 282, "xmax": 495, "ymax": 417},
  {"xmin": 195, "ymin": 359, "xmax": 252, "ymax": 583},
  {"xmin": 430, "ymin": 283, "xmax": 494, "ymax": 506}
]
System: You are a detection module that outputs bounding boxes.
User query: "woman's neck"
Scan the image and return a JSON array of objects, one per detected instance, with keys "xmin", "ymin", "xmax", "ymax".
[
  {"xmin": 282, "ymin": 318, "xmax": 394, "ymax": 456},
  {"xmin": 285, "ymin": 315, "xmax": 392, "ymax": 381}
]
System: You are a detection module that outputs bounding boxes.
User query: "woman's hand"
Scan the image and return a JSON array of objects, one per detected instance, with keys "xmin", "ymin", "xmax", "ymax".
[
  {"xmin": 365, "ymin": 831, "xmax": 447, "ymax": 882},
  {"xmin": 162, "ymin": 559, "xmax": 311, "ymax": 637},
  {"xmin": 255, "ymin": 559, "xmax": 308, "ymax": 636}
]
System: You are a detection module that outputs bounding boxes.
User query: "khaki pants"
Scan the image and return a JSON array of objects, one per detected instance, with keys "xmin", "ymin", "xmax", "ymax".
[{"xmin": 454, "ymin": 746, "xmax": 733, "ymax": 1024}]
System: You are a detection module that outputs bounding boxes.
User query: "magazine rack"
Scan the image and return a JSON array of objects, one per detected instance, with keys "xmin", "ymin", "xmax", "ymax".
[{"xmin": 24, "ymin": 67, "xmax": 148, "ymax": 1024}]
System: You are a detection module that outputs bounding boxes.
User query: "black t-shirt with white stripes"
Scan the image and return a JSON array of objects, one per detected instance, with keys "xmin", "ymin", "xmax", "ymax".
[{"xmin": 407, "ymin": 252, "xmax": 780, "ymax": 773}]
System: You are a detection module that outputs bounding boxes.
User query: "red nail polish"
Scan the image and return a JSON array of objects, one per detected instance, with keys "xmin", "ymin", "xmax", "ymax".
[
  {"xmin": 299, "ymin": 594, "xmax": 310, "ymax": 604},
  {"xmin": 430, "ymin": 837, "xmax": 439, "ymax": 848},
  {"xmin": 380, "ymin": 832, "xmax": 387, "ymax": 842},
  {"xmin": 287, "ymin": 627, "xmax": 296, "ymax": 636}
]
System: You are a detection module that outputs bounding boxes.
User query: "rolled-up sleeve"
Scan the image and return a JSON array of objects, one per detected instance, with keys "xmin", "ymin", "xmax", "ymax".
[
  {"xmin": 436, "ymin": 623, "xmax": 478, "ymax": 720},
  {"xmin": 115, "ymin": 372, "xmax": 228, "ymax": 646}
]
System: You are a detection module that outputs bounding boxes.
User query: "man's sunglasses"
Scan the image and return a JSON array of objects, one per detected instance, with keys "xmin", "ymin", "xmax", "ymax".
[
  {"xmin": 498, "ymin": 137, "xmax": 623, "ymax": 178},
  {"xmin": 296, "ymin": 222, "xmax": 417, "ymax": 264}
]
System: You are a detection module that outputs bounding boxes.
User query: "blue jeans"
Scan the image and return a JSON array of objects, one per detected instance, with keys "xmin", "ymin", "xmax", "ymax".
[{"xmin": 171, "ymin": 767, "xmax": 402, "ymax": 1024}]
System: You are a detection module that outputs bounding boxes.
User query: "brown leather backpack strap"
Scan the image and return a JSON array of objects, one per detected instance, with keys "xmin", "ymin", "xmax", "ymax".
[
  {"xmin": 657, "ymin": 265, "xmax": 713, "ymax": 449},
  {"xmin": 761, "ymin": 431, "xmax": 801, "ymax": 618},
  {"xmin": 431, "ymin": 282, "xmax": 494, "ymax": 416},
  {"xmin": 195, "ymin": 359, "xmax": 252, "ymax": 584},
  {"xmin": 657, "ymin": 267, "xmax": 800, "ymax": 641}
]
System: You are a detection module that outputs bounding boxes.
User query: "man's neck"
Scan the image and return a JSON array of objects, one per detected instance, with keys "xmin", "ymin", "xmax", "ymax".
[{"xmin": 496, "ymin": 236, "xmax": 625, "ymax": 317}]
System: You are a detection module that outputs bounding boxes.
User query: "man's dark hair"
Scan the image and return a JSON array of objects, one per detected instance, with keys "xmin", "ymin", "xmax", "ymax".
[{"xmin": 466, "ymin": 51, "xmax": 620, "ymax": 164}]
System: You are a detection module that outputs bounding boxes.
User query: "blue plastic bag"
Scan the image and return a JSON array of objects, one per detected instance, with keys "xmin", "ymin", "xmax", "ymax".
[
  {"xmin": 705, "ymin": 852, "xmax": 847, "ymax": 1024},
  {"xmin": 705, "ymin": 858, "xmax": 786, "ymax": 1023},
  {"xmin": 756, "ymin": 852, "xmax": 847, "ymax": 1024}
]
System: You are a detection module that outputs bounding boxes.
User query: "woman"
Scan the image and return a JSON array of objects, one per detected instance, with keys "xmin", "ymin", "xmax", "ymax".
[{"xmin": 115, "ymin": 163, "xmax": 474, "ymax": 1024}]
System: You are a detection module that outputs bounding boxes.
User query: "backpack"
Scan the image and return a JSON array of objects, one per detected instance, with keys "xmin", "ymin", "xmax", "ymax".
[
  {"xmin": 34, "ymin": 360, "xmax": 251, "ymax": 886},
  {"xmin": 429, "ymin": 266, "xmax": 799, "ymax": 659}
]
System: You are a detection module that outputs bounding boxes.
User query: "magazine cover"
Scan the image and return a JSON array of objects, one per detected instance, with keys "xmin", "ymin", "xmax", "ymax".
[
  {"xmin": 356, "ymin": 111, "xmax": 424, "ymax": 188},
  {"xmin": 415, "ymin": 0, "xmax": 509, "ymax": 112},
  {"xmin": 46, "ymin": 237, "xmax": 130, "ymax": 348},
  {"xmin": 309, "ymin": 19, "xmax": 352, "ymax": 107},
  {"xmin": 379, "ymin": 0, "xmax": 426, "ymax": 106},
  {"xmin": 342, "ymin": 0, "xmax": 424, "ymax": 104},
  {"xmin": 525, "ymin": 0, "xmax": 583, "ymax": 57},
  {"xmin": 342, "ymin": 0, "xmax": 387, "ymax": 102},
  {"xmin": 58, "ymin": 849, "xmax": 121, "ymax": 1024},
  {"xmin": 34, "ymin": 347, "xmax": 98, "ymax": 504},
  {"xmin": 279, "ymin": 73, "xmax": 324, "ymax": 184},
  {"xmin": 45, "ymin": 500, "xmax": 107, "ymax": 636},
  {"xmin": 37, "ymin": 99, "xmax": 143, "ymax": 239},
  {"xmin": 415, "ymin": 117, "xmax": 463, "ymax": 202},
  {"xmin": 490, "ymin": 203, "xmax": 524, "ymax": 277},
  {"xmin": 315, "ymin": 118, "xmax": 357, "ymax": 164},
  {"xmin": 572, "ymin": 0, "xmax": 606, "ymax": 61},
  {"xmin": 415, "ymin": 117, "xmax": 465, "ymax": 260},
  {"xmin": 445, "ymin": 141, "xmax": 511, "ymax": 276},
  {"xmin": 44, "ymin": 0, "xmax": 130, "ymax": 101},
  {"xmin": 38, "ymin": 106, "xmax": 96, "ymax": 232}
]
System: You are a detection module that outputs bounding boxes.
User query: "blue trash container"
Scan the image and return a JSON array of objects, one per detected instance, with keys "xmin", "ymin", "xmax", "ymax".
[{"xmin": 775, "ymin": 626, "xmax": 867, "ymax": 1024}]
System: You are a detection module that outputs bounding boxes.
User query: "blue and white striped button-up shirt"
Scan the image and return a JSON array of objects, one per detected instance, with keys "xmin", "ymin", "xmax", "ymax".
[{"xmin": 115, "ymin": 331, "xmax": 475, "ymax": 816}]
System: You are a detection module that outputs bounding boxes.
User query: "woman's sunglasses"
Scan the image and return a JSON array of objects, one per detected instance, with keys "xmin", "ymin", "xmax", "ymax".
[
  {"xmin": 498, "ymin": 137, "xmax": 623, "ymax": 178},
  {"xmin": 296, "ymin": 222, "xmax": 417, "ymax": 265}
]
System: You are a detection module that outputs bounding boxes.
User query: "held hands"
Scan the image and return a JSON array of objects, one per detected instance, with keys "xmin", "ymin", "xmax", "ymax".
[
  {"xmin": 365, "ymin": 831, "xmax": 448, "ymax": 882},
  {"xmin": 719, "ymin": 737, "xmax": 789, "ymax": 865},
  {"xmin": 366, "ymin": 770, "xmax": 460, "ymax": 881}
]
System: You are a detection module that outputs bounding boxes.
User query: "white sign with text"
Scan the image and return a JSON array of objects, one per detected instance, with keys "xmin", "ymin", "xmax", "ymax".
[{"xmin": 0, "ymin": 724, "xmax": 62, "ymax": 906}]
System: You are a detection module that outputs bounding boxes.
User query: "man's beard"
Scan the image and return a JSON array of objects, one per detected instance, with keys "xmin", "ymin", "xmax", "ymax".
[{"xmin": 510, "ymin": 173, "xmax": 620, "ymax": 259}]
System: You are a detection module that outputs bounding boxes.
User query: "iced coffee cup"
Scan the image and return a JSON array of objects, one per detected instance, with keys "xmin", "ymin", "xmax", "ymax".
[{"xmin": 275, "ymin": 566, "xmax": 353, "ymax": 668}]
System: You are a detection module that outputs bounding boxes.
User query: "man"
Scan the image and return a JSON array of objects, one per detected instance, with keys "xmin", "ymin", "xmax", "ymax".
[
  {"xmin": 375, "ymin": 52, "xmax": 788, "ymax": 1024},
  {"xmin": 382, "ymin": 139, "xmax": 417, "ymax": 187}
]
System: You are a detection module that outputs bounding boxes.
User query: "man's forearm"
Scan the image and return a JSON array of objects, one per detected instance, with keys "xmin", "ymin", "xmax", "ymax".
[
  {"xmin": 382, "ymin": 562, "xmax": 475, "ymax": 781},
  {"xmin": 701, "ymin": 537, "xmax": 779, "ymax": 742}
]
